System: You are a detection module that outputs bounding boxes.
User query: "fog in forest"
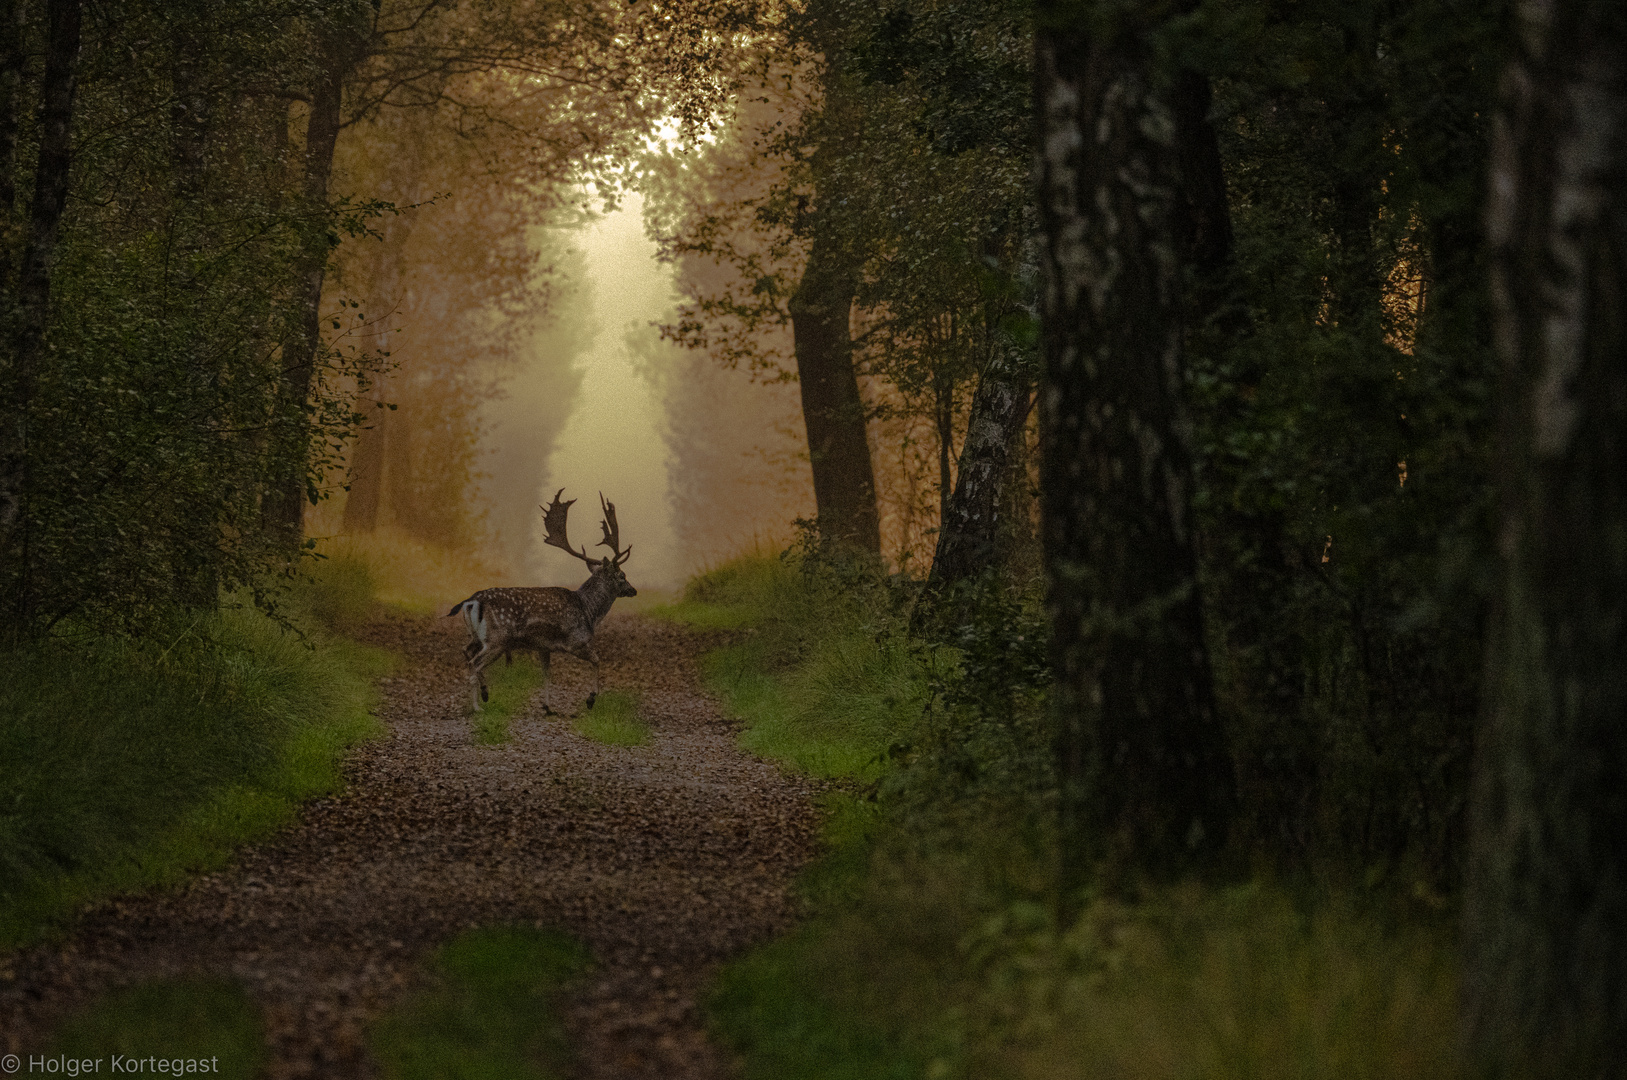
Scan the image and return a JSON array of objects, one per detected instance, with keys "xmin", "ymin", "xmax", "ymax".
[
  {"xmin": 484, "ymin": 195, "xmax": 685, "ymax": 589},
  {"xmin": 474, "ymin": 189, "xmax": 812, "ymax": 593}
]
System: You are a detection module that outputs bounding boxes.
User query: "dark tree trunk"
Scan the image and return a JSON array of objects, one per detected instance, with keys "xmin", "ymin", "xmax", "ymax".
[
  {"xmin": 1, "ymin": 0, "xmax": 81, "ymax": 573},
  {"xmin": 1171, "ymin": 68, "xmax": 1233, "ymax": 310},
  {"xmin": 935, "ymin": 371, "xmax": 954, "ymax": 529},
  {"xmin": 1325, "ymin": 17, "xmax": 1387, "ymax": 330},
  {"xmin": 1035, "ymin": 2, "xmax": 1234, "ymax": 898},
  {"xmin": 0, "ymin": 0, "xmax": 26, "ymax": 293},
  {"xmin": 263, "ymin": 47, "xmax": 348, "ymax": 546},
  {"xmin": 1174, "ymin": 64, "xmax": 1317, "ymax": 861},
  {"xmin": 788, "ymin": 231, "xmax": 881, "ymax": 554},
  {"xmin": 930, "ymin": 346, "xmax": 1032, "ymax": 586},
  {"xmin": 1463, "ymin": 5, "xmax": 1627, "ymax": 1075}
]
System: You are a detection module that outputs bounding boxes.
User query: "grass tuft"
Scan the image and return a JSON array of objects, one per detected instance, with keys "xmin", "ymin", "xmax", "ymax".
[
  {"xmin": 370, "ymin": 925, "xmax": 592, "ymax": 1080},
  {"xmin": 49, "ymin": 977, "xmax": 268, "ymax": 1077},
  {"xmin": 472, "ymin": 654, "xmax": 547, "ymax": 745},
  {"xmin": 573, "ymin": 690, "xmax": 651, "ymax": 747}
]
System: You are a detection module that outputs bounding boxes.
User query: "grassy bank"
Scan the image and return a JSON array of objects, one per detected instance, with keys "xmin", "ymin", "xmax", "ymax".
[
  {"xmin": 0, "ymin": 559, "xmax": 393, "ymax": 951},
  {"xmin": 657, "ymin": 551, "xmax": 1462, "ymax": 1080}
]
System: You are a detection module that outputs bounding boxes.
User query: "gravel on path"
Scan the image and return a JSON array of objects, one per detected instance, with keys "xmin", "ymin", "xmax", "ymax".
[{"xmin": 0, "ymin": 611, "xmax": 820, "ymax": 1078}]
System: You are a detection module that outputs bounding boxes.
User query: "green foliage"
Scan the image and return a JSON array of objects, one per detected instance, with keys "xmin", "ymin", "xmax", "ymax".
[
  {"xmin": 1011, "ymin": 887, "xmax": 1459, "ymax": 1080},
  {"xmin": 0, "ymin": 595, "xmax": 391, "ymax": 950},
  {"xmin": 473, "ymin": 654, "xmax": 547, "ymax": 745},
  {"xmin": 573, "ymin": 690, "xmax": 651, "ymax": 747},
  {"xmin": 370, "ymin": 925, "xmax": 591, "ymax": 1080},
  {"xmin": 1180, "ymin": 0, "xmax": 1508, "ymax": 880},
  {"xmin": 1, "ymin": 0, "xmax": 396, "ymax": 639},
  {"xmin": 49, "ymin": 977, "xmax": 268, "ymax": 1077}
]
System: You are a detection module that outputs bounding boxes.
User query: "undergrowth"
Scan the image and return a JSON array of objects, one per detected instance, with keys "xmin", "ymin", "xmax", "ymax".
[
  {"xmin": 660, "ymin": 549, "xmax": 1463, "ymax": 1080},
  {"xmin": 0, "ymin": 555, "xmax": 393, "ymax": 951},
  {"xmin": 308, "ymin": 525, "xmax": 505, "ymax": 616},
  {"xmin": 370, "ymin": 924, "xmax": 591, "ymax": 1079}
]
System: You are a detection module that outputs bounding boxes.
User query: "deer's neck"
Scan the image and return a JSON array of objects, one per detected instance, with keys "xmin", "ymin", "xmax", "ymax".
[{"xmin": 575, "ymin": 573, "xmax": 619, "ymax": 627}]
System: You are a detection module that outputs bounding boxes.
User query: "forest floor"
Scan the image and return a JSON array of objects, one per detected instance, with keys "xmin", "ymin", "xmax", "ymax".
[{"xmin": 0, "ymin": 610, "xmax": 821, "ymax": 1077}]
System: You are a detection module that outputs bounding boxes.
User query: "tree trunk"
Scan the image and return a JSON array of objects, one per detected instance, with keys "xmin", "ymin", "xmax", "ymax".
[
  {"xmin": 1463, "ymin": 5, "xmax": 1627, "ymax": 1075},
  {"xmin": 1, "ymin": 0, "xmax": 81, "ymax": 589},
  {"xmin": 788, "ymin": 230, "xmax": 881, "ymax": 554},
  {"xmin": 1174, "ymin": 64, "xmax": 1317, "ymax": 862},
  {"xmin": 1035, "ymin": 2, "xmax": 1234, "ymax": 898},
  {"xmin": 263, "ymin": 55, "xmax": 345, "ymax": 545},
  {"xmin": 0, "ymin": 0, "xmax": 26, "ymax": 293},
  {"xmin": 930, "ymin": 345, "xmax": 1032, "ymax": 586},
  {"xmin": 264, "ymin": 8, "xmax": 370, "ymax": 547}
]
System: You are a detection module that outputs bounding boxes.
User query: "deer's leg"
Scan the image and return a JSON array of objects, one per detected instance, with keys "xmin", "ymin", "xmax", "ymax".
[
  {"xmin": 539, "ymin": 650, "xmax": 554, "ymax": 715},
  {"xmin": 567, "ymin": 638, "xmax": 601, "ymax": 711},
  {"xmin": 467, "ymin": 644, "xmax": 504, "ymax": 711}
]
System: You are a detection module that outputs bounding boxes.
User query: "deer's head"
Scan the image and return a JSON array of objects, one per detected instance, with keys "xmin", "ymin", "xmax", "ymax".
[{"xmin": 541, "ymin": 488, "xmax": 637, "ymax": 597}]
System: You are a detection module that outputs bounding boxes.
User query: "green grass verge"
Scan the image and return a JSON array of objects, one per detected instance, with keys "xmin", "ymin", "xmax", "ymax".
[
  {"xmin": 652, "ymin": 554, "xmax": 925, "ymax": 779},
  {"xmin": 0, "ymin": 582, "xmax": 393, "ymax": 951},
  {"xmin": 370, "ymin": 925, "xmax": 592, "ymax": 1080},
  {"xmin": 573, "ymin": 690, "xmax": 651, "ymax": 747},
  {"xmin": 472, "ymin": 654, "xmax": 547, "ymax": 745},
  {"xmin": 48, "ymin": 977, "xmax": 268, "ymax": 1076}
]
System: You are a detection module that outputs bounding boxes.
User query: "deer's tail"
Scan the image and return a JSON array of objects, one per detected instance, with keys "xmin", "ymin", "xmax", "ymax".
[
  {"xmin": 456, "ymin": 598, "xmax": 489, "ymax": 654},
  {"xmin": 447, "ymin": 595, "xmax": 476, "ymax": 617}
]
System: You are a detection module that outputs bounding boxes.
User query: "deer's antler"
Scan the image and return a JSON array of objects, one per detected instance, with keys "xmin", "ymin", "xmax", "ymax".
[
  {"xmin": 541, "ymin": 489, "xmax": 592, "ymax": 563},
  {"xmin": 599, "ymin": 492, "xmax": 631, "ymax": 565}
]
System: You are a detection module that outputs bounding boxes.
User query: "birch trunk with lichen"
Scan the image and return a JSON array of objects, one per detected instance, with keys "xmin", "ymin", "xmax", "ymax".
[{"xmin": 1464, "ymin": 3, "xmax": 1627, "ymax": 1074}]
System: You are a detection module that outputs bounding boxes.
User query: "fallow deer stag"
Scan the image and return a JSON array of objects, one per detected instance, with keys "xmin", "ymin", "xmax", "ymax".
[{"xmin": 446, "ymin": 489, "xmax": 636, "ymax": 713}]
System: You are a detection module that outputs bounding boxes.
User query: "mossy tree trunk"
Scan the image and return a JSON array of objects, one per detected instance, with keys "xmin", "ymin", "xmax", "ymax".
[
  {"xmin": 1035, "ymin": 1, "xmax": 1234, "ymax": 899},
  {"xmin": 264, "ymin": 5, "xmax": 372, "ymax": 548},
  {"xmin": 1463, "ymin": 3, "xmax": 1627, "ymax": 1075}
]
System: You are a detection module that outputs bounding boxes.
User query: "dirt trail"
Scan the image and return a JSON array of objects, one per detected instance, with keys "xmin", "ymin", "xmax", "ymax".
[{"xmin": 0, "ymin": 611, "xmax": 820, "ymax": 1077}]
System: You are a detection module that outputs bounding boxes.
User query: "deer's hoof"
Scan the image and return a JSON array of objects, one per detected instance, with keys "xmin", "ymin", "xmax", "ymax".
[
  {"xmin": 480, "ymin": 685, "xmax": 489, "ymax": 703},
  {"xmin": 585, "ymin": 691, "xmax": 597, "ymax": 711}
]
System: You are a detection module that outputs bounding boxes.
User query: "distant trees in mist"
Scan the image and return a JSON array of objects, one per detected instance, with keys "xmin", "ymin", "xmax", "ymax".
[{"xmin": 0, "ymin": 0, "xmax": 757, "ymax": 634}]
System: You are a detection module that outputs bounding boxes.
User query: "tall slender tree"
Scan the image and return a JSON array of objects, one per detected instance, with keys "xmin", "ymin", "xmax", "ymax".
[
  {"xmin": 1035, "ymin": 0, "xmax": 1233, "ymax": 897},
  {"xmin": 0, "ymin": 0, "xmax": 81, "ymax": 617},
  {"xmin": 789, "ymin": 227, "xmax": 881, "ymax": 553},
  {"xmin": 1463, "ymin": 2, "xmax": 1627, "ymax": 1074}
]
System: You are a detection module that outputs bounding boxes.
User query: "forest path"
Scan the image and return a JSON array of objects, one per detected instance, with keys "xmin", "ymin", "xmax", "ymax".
[{"xmin": 0, "ymin": 611, "xmax": 820, "ymax": 1078}]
